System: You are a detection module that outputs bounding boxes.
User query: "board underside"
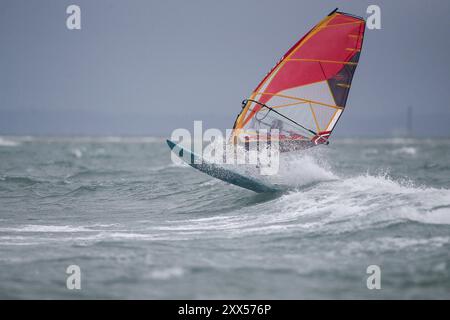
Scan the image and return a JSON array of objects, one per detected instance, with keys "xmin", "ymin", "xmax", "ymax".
[{"xmin": 166, "ymin": 140, "xmax": 281, "ymax": 193}]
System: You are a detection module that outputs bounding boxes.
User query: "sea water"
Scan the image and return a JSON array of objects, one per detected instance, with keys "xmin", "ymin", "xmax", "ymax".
[{"xmin": 0, "ymin": 136, "xmax": 449, "ymax": 299}]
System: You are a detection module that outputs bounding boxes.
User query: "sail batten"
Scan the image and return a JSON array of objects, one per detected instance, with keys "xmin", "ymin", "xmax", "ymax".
[{"xmin": 232, "ymin": 10, "xmax": 365, "ymax": 151}]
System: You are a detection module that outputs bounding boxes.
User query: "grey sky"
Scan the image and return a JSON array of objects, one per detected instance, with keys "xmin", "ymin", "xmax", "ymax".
[{"xmin": 1, "ymin": 0, "xmax": 450, "ymax": 136}]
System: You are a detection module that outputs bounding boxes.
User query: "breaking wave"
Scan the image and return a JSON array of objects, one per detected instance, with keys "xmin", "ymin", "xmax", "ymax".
[{"xmin": 0, "ymin": 137, "xmax": 20, "ymax": 147}]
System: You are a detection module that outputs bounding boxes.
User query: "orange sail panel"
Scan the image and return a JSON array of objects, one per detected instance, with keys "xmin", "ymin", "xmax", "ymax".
[{"xmin": 233, "ymin": 11, "xmax": 365, "ymax": 149}]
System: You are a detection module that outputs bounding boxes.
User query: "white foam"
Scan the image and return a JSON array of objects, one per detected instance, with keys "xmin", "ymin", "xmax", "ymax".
[
  {"xmin": 276, "ymin": 173, "xmax": 450, "ymax": 231},
  {"xmin": 149, "ymin": 267, "xmax": 185, "ymax": 280},
  {"xmin": 390, "ymin": 147, "xmax": 417, "ymax": 156},
  {"xmin": 401, "ymin": 206, "xmax": 450, "ymax": 225},
  {"xmin": 0, "ymin": 225, "xmax": 92, "ymax": 233},
  {"xmin": 0, "ymin": 137, "xmax": 20, "ymax": 147},
  {"xmin": 70, "ymin": 148, "xmax": 83, "ymax": 158},
  {"xmin": 362, "ymin": 148, "xmax": 379, "ymax": 156},
  {"xmin": 272, "ymin": 153, "xmax": 337, "ymax": 187}
]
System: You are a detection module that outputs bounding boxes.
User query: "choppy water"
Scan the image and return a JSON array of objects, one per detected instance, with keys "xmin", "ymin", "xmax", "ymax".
[{"xmin": 0, "ymin": 136, "xmax": 449, "ymax": 299}]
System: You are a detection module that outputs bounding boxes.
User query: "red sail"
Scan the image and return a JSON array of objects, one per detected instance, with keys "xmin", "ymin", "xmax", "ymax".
[{"xmin": 233, "ymin": 11, "xmax": 365, "ymax": 150}]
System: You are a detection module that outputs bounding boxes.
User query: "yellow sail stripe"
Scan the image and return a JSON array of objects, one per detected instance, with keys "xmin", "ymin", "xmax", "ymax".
[
  {"xmin": 255, "ymin": 92, "xmax": 344, "ymax": 110},
  {"xmin": 340, "ymin": 16, "xmax": 360, "ymax": 23},
  {"xmin": 287, "ymin": 58, "xmax": 358, "ymax": 65},
  {"xmin": 319, "ymin": 21, "xmax": 364, "ymax": 29},
  {"xmin": 269, "ymin": 101, "xmax": 309, "ymax": 109},
  {"xmin": 309, "ymin": 103, "xmax": 321, "ymax": 132},
  {"xmin": 324, "ymin": 109, "xmax": 339, "ymax": 131}
]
